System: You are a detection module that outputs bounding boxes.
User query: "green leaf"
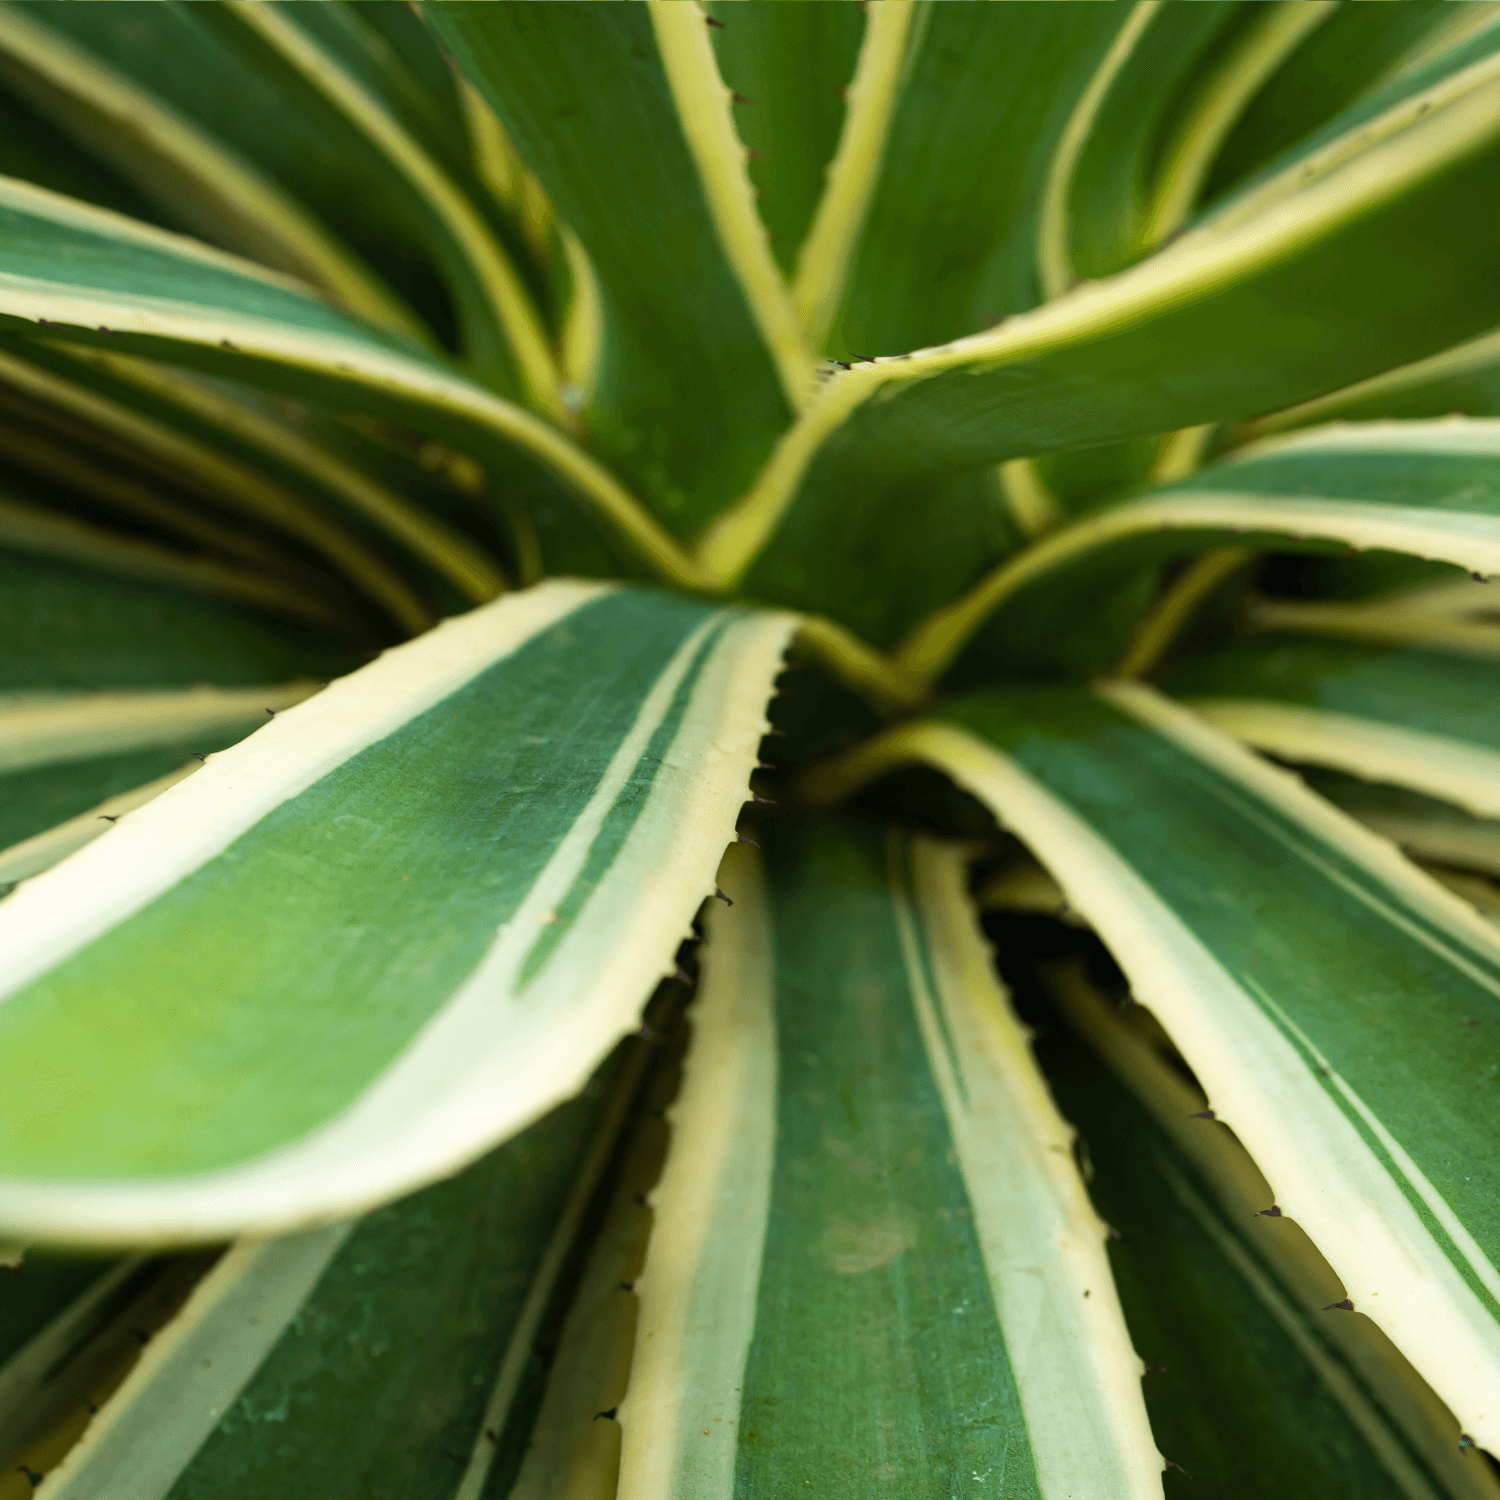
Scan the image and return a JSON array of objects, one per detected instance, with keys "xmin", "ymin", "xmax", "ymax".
[
  {"xmin": 803, "ymin": 682, "xmax": 1500, "ymax": 1458},
  {"xmin": 0, "ymin": 583, "xmax": 793, "ymax": 1244},
  {"xmin": 0, "ymin": 0, "xmax": 440, "ymax": 337},
  {"xmin": 619, "ymin": 828, "xmax": 1160, "ymax": 1500},
  {"xmin": 1204, "ymin": 1, "xmax": 1498, "ymax": 200},
  {"xmin": 207, "ymin": 1, "xmax": 561, "ymax": 412},
  {"xmin": 426, "ymin": 2, "xmax": 802, "ymax": 538},
  {"xmin": 704, "ymin": 1, "xmax": 864, "ymax": 279},
  {"xmin": 23, "ymin": 1035, "xmax": 652, "ymax": 1500},
  {"xmin": 1133, "ymin": 3, "xmax": 1339, "ymax": 260},
  {"xmin": 19, "ymin": 340, "xmax": 509, "ymax": 608},
  {"xmin": 0, "ymin": 1255, "xmax": 131, "ymax": 1378},
  {"xmin": 1249, "ymin": 326, "xmax": 1500, "ymax": 437},
  {"xmin": 901, "ymin": 419, "xmax": 1500, "ymax": 685},
  {"xmin": 0, "ymin": 766, "xmax": 189, "ymax": 890},
  {"xmin": 824, "ymin": 5, "xmax": 1132, "ymax": 356},
  {"xmin": 0, "ymin": 2, "xmax": 424, "ymax": 342},
  {"xmin": 1065, "ymin": 2, "xmax": 1254, "ymax": 280},
  {"xmin": 0, "ymin": 175, "xmax": 702, "ymax": 588},
  {"xmin": 701, "ymin": 37, "xmax": 1500, "ymax": 642},
  {"xmin": 0, "ymin": 550, "xmax": 360, "ymax": 694},
  {"xmin": 0, "ymin": 494, "xmax": 352, "ymax": 632},
  {"xmin": 1306, "ymin": 770, "xmax": 1500, "ymax": 885},
  {"xmin": 1034, "ymin": 960, "xmax": 1489, "ymax": 1500},
  {"xmin": 0, "ymin": 338, "xmax": 441, "ymax": 633},
  {"xmin": 0, "ymin": 420, "xmax": 299, "ymax": 576},
  {"xmin": 0, "ymin": 1252, "xmax": 209, "ymax": 1489},
  {"xmin": 1158, "ymin": 631, "xmax": 1500, "ymax": 821},
  {"xmin": 11, "ymin": 0, "xmax": 559, "ymax": 406},
  {"xmin": 0, "ymin": 682, "xmax": 314, "ymax": 856}
]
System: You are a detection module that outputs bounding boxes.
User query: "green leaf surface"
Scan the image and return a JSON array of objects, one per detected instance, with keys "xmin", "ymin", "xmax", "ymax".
[
  {"xmin": 1161, "ymin": 631, "xmax": 1500, "ymax": 745},
  {"xmin": 426, "ymin": 3, "xmax": 795, "ymax": 538},
  {"xmin": 281, "ymin": 0, "xmax": 471, "ymax": 174},
  {"xmin": 12, "ymin": 341, "xmax": 507, "ymax": 609},
  {"xmin": 1304, "ymin": 770, "xmax": 1500, "ymax": 885},
  {"xmin": 806, "ymin": 683, "xmax": 1500, "ymax": 1458},
  {"xmin": 1205, "ymin": 2, "xmax": 1492, "ymax": 200},
  {"xmin": 0, "ymin": 681, "xmax": 316, "ymax": 858},
  {"xmin": 1, "ymin": 740, "xmax": 231, "ymax": 859},
  {"xmin": 0, "ymin": 1, "xmax": 429, "ymax": 347},
  {"xmin": 5, "ymin": 0, "xmax": 447, "ymax": 342},
  {"xmin": 0, "ymin": 68, "xmax": 161, "ymax": 229},
  {"xmin": 1031, "ymin": 960, "xmax": 1490, "ymax": 1500},
  {"xmin": 1158, "ymin": 631, "xmax": 1500, "ymax": 821},
  {"xmin": 31, "ymin": 1036, "xmax": 651, "ymax": 1500},
  {"xmin": 0, "ymin": 583, "xmax": 792, "ymax": 1244},
  {"xmin": 0, "ymin": 174, "xmax": 700, "ymax": 587},
  {"xmin": 704, "ymin": 39, "xmax": 1500, "ymax": 641},
  {"xmin": 903, "ymin": 420, "xmax": 1500, "ymax": 685},
  {"xmin": 826, "ymin": 4, "xmax": 1129, "ymax": 358},
  {"xmin": 9, "ymin": 0, "xmax": 556, "ymax": 390},
  {"xmin": 1066, "ymin": 2, "xmax": 1245, "ymax": 280},
  {"xmin": 704, "ymin": 1, "xmax": 863, "ymax": 279},
  {"xmin": 619, "ymin": 829, "xmax": 1160, "ymax": 1500},
  {"xmin": 0, "ymin": 550, "xmax": 359, "ymax": 693},
  {"xmin": 0, "ymin": 1257, "xmax": 125, "ymax": 1375},
  {"xmin": 1249, "ymin": 326, "xmax": 1500, "ymax": 438}
]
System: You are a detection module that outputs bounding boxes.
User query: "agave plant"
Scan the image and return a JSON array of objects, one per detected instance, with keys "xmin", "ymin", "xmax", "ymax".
[{"xmin": 5, "ymin": 2, "xmax": 1500, "ymax": 1496}]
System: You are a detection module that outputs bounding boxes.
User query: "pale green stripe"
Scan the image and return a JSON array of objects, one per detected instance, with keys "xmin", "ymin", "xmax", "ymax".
[
  {"xmin": 617, "ymin": 843, "xmax": 776, "ymax": 1500},
  {"xmin": 894, "ymin": 836, "xmax": 1159, "ymax": 1499},
  {"xmin": 0, "ymin": 590, "xmax": 708, "ymax": 1181},
  {"xmin": 45, "ymin": 1227, "xmax": 353, "ymax": 1500}
]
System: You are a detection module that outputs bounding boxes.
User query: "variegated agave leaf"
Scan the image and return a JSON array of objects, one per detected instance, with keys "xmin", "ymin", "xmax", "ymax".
[{"xmin": 3, "ymin": 2, "xmax": 1500, "ymax": 1495}]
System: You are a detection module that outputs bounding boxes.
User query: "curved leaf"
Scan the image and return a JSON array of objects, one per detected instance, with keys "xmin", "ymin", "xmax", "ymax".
[
  {"xmin": 701, "ymin": 37, "xmax": 1500, "ymax": 642},
  {"xmin": 620, "ymin": 829, "xmax": 1160, "ymax": 1500},
  {"xmin": 0, "ymin": 497, "xmax": 347, "ymax": 632},
  {"xmin": 36, "ymin": 343, "xmax": 509, "ymax": 606},
  {"xmin": 29, "ymin": 1034, "xmax": 653, "ymax": 1500},
  {"xmin": 212, "ymin": 1, "xmax": 561, "ymax": 412},
  {"xmin": 0, "ymin": 338, "xmax": 436, "ymax": 633},
  {"xmin": 703, "ymin": 1, "xmax": 864, "ymax": 279},
  {"xmin": 1205, "ymin": 2, "xmax": 1500, "ymax": 199},
  {"xmin": 0, "ymin": 583, "xmax": 793, "ymax": 1243},
  {"xmin": 426, "ymin": 3, "xmax": 800, "ymax": 539},
  {"xmin": 0, "ymin": 683, "xmax": 316, "ymax": 875},
  {"xmin": 1160, "ymin": 632, "xmax": 1500, "ymax": 820},
  {"xmin": 15, "ymin": 0, "xmax": 556, "ymax": 402},
  {"xmin": 902, "ymin": 419, "xmax": 1500, "ymax": 684},
  {"xmin": 0, "ymin": 175, "xmax": 702, "ymax": 587},
  {"xmin": 0, "ymin": 2, "xmax": 420, "ymax": 339},
  {"xmin": 1036, "ymin": 960, "xmax": 1494, "ymax": 1500},
  {"xmin": 802, "ymin": 682, "xmax": 1500, "ymax": 1459},
  {"xmin": 1305, "ymin": 771, "xmax": 1500, "ymax": 885},
  {"xmin": 1064, "ymin": 0, "xmax": 1244, "ymax": 280},
  {"xmin": 824, "ymin": 4, "xmax": 1132, "ymax": 356},
  {"xmin": 1248, "ymin": 326, "xmax": 1500, "ymax": 437},
  {"xmin": 0, "ymin": 550, "xmax": 359, "ymax": 694}
]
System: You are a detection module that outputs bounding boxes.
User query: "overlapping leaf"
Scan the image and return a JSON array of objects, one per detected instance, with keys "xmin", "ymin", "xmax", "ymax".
[
  {"xmin": 0, "ymin": 170, "xmax": 698, "ymax": 586},
  {"xmin": 621, "ymin": 829, "xmax": 1160, "ymax": 1500},
  {"xmin": 1159, "ymin": 631, "xmax": 1500, "ymax": 820},
  {"xmin": 427, "ymin": 3, "xmax": 804, "ymax": 538},
  {"xmin": 700, "ymin": 32, "xmax": 1500, "ymax": 644},
  {"xmin": 802, "ymin": 683, "xmax": 1500, "ymax": 1456},
  {"xmin": 1033, "ymin": 960, "xmax": 1496, "ymax": 1500},
  {"xmin": 0, "ymin": 583, "xmax": 793, "ymax": 1243},
  {"xmin": 899, "ymin": 419, "xmax": 1500, "ymax": 683},
  {"xmin": 0, "ymin": 1032, "xmax": 655, "ymax": 1500}
]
